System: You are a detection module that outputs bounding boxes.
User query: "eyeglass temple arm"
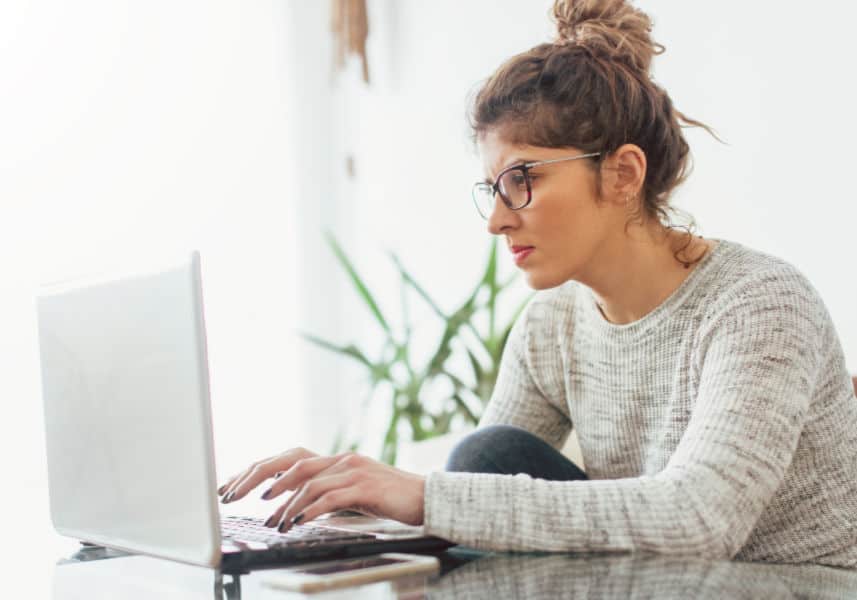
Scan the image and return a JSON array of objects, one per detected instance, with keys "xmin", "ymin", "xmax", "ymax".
[{"xmin": 523, "ymin": 152, "xmax": 601, "ymax": 168}]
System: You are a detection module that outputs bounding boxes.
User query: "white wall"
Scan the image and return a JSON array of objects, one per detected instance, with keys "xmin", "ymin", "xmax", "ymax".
[
  {"xmin": 648, "ymin": 1, "xmax": 857, "ymax": 368},
  {"xmin": 0, "ymin": 0, "xmax": 345, "ymax": 584}
]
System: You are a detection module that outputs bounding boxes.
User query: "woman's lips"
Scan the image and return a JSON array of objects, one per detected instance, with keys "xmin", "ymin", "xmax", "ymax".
[{"xmin": 511, "ymin": 246, "xmax": 535, "ymax": 265}]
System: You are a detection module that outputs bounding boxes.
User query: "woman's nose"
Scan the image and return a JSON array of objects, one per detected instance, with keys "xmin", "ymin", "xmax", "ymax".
[{"xmin": 487, "ymin": 195, "xmax": 518, "ymax": 235}]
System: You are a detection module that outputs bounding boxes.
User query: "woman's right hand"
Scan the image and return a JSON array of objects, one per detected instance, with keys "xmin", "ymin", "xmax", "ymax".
[{"xmin": 217, "ymin": 447, "xmax": 320, "ymax": 503}]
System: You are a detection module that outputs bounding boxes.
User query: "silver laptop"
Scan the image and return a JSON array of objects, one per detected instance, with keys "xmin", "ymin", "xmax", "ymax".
[{"xmin": 36, "ymin": 251, "xmax": 451, "ymax": 572}]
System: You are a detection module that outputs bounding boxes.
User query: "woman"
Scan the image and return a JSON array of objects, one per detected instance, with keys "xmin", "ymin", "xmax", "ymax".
[{"xmin": 218, "ymin": 0, "xmax": 857, "ymax": 566}]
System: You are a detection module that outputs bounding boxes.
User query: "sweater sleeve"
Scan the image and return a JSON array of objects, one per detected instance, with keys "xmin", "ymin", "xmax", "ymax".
[
  {"xmin": 424, "ymin": 269, "xmax": 823, "ymax": 558},
  {"xmin": 477, "ymin": 296, "xmax": 572, "ymax": 450}
]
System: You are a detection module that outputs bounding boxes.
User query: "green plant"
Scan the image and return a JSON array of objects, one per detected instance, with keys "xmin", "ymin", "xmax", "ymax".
[{"xmin": 301, "ymin": 232, "xmax": 532, "ymax": 465}]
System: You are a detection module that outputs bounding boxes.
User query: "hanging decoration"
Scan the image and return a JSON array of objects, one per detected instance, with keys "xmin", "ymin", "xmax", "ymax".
[{"xmin": 331, "ymin": 0, "xmax": 370, "ymax": 84}]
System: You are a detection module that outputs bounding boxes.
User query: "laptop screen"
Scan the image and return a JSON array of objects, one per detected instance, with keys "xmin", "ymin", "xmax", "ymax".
[{"xmin": 36, "ymin": 252, "xmax": 223, "ymax": 567}]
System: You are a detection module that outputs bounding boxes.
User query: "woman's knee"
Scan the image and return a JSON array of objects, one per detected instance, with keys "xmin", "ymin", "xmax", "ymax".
[
  {"xmin": 445, "ymin": 424, "xmax": 587, "ymax": 480},
  {"xmin": 444, "ymin": 425, "xmax": 542, "ymax": 473}
]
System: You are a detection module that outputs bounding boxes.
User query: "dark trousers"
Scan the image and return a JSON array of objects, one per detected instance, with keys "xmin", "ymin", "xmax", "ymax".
[{"xmin": 445, "ymin": 424, "xmax": 588, "ymax": 481}]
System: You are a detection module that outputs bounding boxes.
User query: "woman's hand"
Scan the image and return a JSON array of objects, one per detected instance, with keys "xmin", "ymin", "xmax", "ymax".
[{"xmin": 217, "ymin": 448, "xmax": 426, "ymax": 533}]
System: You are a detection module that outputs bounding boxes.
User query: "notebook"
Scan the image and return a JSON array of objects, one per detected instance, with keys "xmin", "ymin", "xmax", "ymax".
[{"xmin": 35, "ymin": 251, "xmax": 451, "ymax": 573}]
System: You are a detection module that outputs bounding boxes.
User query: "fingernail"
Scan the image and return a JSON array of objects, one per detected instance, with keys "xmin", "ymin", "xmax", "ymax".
[
  {"xmin": 224, "ymin": 492, "xmax": 234, "ymax": 503},
  {"xmin": 278, "ymin": 521, "xmax": 287, "ymax": 533},
  {"xmin": 264, "ymin": 515, "xmax": 274, "ymax": 527},
  {"xmin": 292, "ymin": 513, "xmax": 304, "ymax": 526},
  {"xmin": 274, "ymin": 472, "xmax": 284, "ymax": 479},
  {"xmin": 261, "ymin": 488, "xmax": 273, "ymax": 500},
  {"xmin": 217, "ymin": 485, "xmax": 226, "ymax": 495}
]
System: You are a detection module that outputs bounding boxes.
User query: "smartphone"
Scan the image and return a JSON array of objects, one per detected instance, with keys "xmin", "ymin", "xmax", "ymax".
[{"xmin": 261, "ymin": 553, "xmax": 440, "ymax": 593}]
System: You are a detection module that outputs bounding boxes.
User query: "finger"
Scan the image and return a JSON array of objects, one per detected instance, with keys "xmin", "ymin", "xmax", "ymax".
[
  {"xmin": 217, "ymin": 466, "xmax": 283, "ymax": 496},
  {"xmin": 217, "ymin": 475, "xmax": 241, "ymax": 496},
  {"xmin": 276, "ymin": 471, "xmax": 360, "ymax": 532},
  {"xmin": 223, "ymin": 447, "xmax": 317, "ymax": 503},
  {"xmin": 262, "ymin": 501, "xmax": 288, "ymax": 528},
  {"xmin": 281, "ymin": 484, "xmax": 368, "ymax": 533},
  {"xmin": 223, "ymin": 457, "xmax": 296, "ymax": 503},
  {"xmin": 262, "ymin": 454, "xmax": 367, "ymax": 527},
  {"xmin": 221, "ymin": 469, "xmax": 288, "ymax": 497},
  {"xmin": 259, "ymin": 453, "xmax": 353, "ymax": 501},
  {"xmin": 219, "ymin": 457, "xmax": 276, "ymax": 500},
  {"xmin": 260, "ymin": 469, "xmax": 335, "ymax": 528}
]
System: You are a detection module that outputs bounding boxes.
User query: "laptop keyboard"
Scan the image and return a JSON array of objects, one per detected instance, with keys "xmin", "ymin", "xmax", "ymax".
[{"xmin": 221, "ymin": 516, "xmax": 376, "ymax": 551}]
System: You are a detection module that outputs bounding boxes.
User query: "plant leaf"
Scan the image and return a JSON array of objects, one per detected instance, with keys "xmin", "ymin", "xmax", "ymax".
[
  {"xmin": 390, "ymin": 253, "xmax": 447, "ymax": 319},
  {"xmin": 465, "ymin": 348, "xmax": 484, "ymax": 383},
  {"xmin": 498, "ymin": 272, "xmax": 518, "ymax": 292},
  {"xmin": 490, "ymin": 292, "xmax": 534, "ymax": 363},
  {"xmin": 458, "ymin": 242, "xmax": 500, "ymax": 355},
  {"xmin": 451, "ymin": 393, "xmax": 479, "ymax": 425},
  {"xmin": 399, "ymin": 264, "xmax": 412, "ymax": 344},
  {"xmin": 300, "ymin": 331, "xmax": 394, "ymax": 384},
  {"xmin": 424, "ymin": 299, "xmax": 477, "ymax": 376},
  {"xmin": 325, "ymin": 231, "xmax": 391, "ymax": 334},
  {"xmin": 483, "ymin": 238, "xmax": 499, "ymax": 339},
  {"xmin": 430, "ymin": 410, "xmax": 455, "ymax": 435},
  {"xmin": 381, "ymin": 409, "xmax": 399, "ymax": 465},
  {"xmin": 299, "ymin": 331, "xmax": 373, "ymax": 368},
  {"xmin": 329, "ymin": 426, "xmax": 347, "ymax": 455},
  {"xmin": 480, "ymin": 236, "xmax": 498, "ymax": 287}
]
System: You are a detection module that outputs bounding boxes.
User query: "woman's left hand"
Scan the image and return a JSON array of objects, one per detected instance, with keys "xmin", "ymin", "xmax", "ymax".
[{"xmin": 227, "ymin": 452, "xmax": 426, "ymax": 533}]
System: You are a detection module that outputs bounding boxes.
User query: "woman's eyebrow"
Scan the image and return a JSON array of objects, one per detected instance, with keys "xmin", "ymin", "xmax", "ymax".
[
  {"xmin": 500, "ymin": 157, "xmax": 536, "ymax": 170},
  {"xmin": 484, "ymin": 157, "xmax": 538, "ymax": 183}
]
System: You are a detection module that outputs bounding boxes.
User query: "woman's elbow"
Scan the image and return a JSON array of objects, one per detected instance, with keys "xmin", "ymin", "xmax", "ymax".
[{"xmin": 688, "ymin": 515, "xmax": 750, "ymax": 560}]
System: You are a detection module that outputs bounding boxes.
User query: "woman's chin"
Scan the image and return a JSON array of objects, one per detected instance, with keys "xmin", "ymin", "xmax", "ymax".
[{"xmin": 523, "ymin": 270, "xmax": 567, "ymax": 291}]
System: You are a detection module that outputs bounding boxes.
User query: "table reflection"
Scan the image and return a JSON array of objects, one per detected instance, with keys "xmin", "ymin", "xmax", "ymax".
[
  {"xmin": 52, "ymin": 549, "xmax": 438, "ymax": 600},
  {"xmin": 427, "ymin": 552, "xmax": 857, "ymax": 599},
  {"xmin": 52, "ymin": 546, "xmax": 857, "ymax": 599}
]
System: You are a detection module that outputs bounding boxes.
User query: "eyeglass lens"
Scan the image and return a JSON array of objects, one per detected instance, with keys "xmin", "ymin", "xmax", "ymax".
[{"xmin": 473, "ymin": 168, "xmax": 529, "ymax": 219}]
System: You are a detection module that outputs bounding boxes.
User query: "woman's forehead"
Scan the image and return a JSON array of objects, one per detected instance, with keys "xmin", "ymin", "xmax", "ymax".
[
  {"xmin": 478, "ymin": 130, "xmax": 585, "ymax": 179},
  {"xmin": 478, "ymin": 131, "xmax": 540, "ymax": 176}
]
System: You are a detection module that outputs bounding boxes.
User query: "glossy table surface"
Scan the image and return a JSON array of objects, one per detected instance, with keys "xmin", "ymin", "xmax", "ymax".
[{"xmin": 46, "ymin": 541, "xmax": 857, "ymax": 599}]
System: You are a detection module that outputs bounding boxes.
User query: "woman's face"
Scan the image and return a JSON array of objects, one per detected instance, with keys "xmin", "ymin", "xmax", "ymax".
[{"xmin": 478, "ymin": 129, "xmax": 626, "ymax": 290}]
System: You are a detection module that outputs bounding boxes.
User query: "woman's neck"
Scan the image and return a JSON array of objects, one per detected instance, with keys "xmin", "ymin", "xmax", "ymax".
[{"xmin": 587, "ymin": 226, "xmax": 715, "ymax": 325}]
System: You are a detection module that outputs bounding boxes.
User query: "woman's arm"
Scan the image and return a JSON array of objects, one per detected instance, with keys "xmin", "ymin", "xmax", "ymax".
[
  {"xmin": 424, "ymin": 271, "xmax": 824, "ymax": 558},
  {"xmin": 215, "ymin": 294, "xmax": 575, "ymax": 531},
  {"xmin": 478, "ymin": 296, "xmax": 573, "ymax": 449}
]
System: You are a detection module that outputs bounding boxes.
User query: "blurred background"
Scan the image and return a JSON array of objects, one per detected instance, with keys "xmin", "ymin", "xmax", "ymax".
[{"xmin": 2, "ymin": 0, "xmax": 856, "ymax": 588}]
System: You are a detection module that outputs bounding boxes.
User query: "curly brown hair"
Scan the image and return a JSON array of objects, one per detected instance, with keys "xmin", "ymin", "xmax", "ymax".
[{"xmin": 469, "ymin": 0, "xmax": 722, "ymax": 267}]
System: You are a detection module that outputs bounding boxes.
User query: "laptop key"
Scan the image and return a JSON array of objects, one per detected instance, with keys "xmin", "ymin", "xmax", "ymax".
[{"xmin": 221, "ymin": 516, "xmax": 378, "ymax": 551}]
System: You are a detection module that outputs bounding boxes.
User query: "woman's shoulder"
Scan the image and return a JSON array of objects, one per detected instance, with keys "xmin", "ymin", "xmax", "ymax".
[
  {"xmin": 708, "ymin": 239, "xmax": 809, "ymax": 283},
  {"xmin": 697, "ymin": 239, "xmax": 828, "ymax": 332},
  {"xmin": 706, "ymin": 240, "xmax": 820, "ymax": 299}
]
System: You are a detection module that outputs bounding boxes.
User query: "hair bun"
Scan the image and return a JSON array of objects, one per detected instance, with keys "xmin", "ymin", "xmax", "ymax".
[{"xmin": 552, "ymin": 0, "xmax": 664, "ymax": 73}]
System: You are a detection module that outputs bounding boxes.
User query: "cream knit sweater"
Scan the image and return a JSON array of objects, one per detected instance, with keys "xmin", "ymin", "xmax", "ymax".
[{"xmin": 424, "ymin": 239, "xmax": 857, "ymax": 567}]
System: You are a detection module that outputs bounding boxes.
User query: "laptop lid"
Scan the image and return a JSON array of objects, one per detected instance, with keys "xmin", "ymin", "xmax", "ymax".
[{"xmin": 36, "ymin": 251, "xmax": 222, "ymax": 567}]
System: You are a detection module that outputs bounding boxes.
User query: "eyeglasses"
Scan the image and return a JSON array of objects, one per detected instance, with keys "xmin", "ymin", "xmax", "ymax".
[{"xmin": 471, "ymin": 152, "xmax": 601, "ymax": 219}]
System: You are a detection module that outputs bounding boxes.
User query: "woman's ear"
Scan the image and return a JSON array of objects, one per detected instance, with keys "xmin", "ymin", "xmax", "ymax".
[{"xmin": 601, "ymin": 144, "xmax": 647, "ymax": 205}]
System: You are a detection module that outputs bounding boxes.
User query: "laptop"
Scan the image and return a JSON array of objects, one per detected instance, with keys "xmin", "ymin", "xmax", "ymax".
[{"xmin": 36, "ymin": 251, "xmax": 452, "ymax": 573}]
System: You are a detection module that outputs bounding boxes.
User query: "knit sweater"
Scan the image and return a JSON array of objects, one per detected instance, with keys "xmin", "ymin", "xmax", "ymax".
[{"xmin": 424, "ymin": 239, "xmax": 857, "ymax": 567}]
